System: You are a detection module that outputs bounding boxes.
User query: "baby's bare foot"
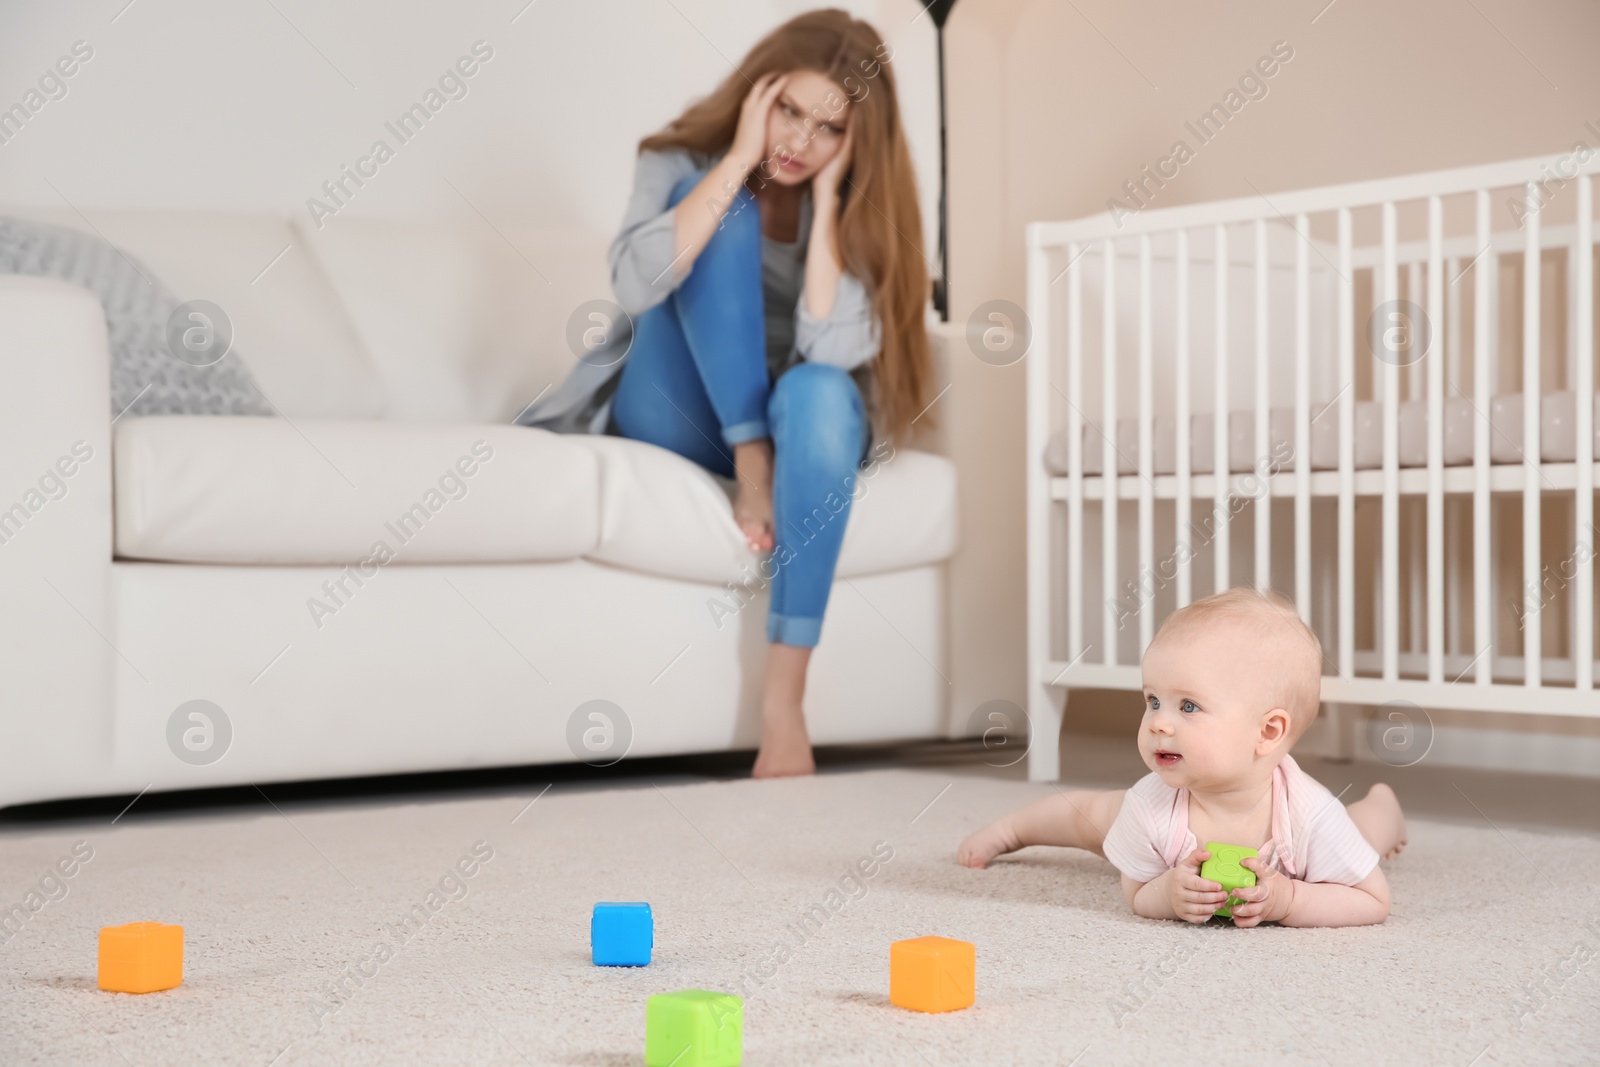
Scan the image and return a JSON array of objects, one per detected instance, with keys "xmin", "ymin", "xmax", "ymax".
[
  {"xmin": 957, "ymin": 818, "xmax": 1022, "ymax": 869},
  {"xmin": 1366, "ymin": 782, "xmax": 1407, "ymax": 859}
]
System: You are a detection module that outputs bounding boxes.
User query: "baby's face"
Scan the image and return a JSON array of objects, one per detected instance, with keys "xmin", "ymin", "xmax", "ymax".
[{"xmin": 1137, "ymin": 627, "xmax": 1280, "ymax": 790}]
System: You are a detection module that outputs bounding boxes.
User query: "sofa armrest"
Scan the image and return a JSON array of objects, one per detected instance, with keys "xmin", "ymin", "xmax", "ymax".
[{"xmin": 0, "ymin": 275, "xmax": 114, "ymax": 808}]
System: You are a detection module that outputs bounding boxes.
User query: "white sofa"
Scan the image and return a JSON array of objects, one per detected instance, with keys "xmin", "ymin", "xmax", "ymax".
[{"xmin": 0, "ymin": 207, "xmax": 977, "ymax": 810}]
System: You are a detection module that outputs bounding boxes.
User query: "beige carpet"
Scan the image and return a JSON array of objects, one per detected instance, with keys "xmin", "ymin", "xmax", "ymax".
[{"xmin": 2, "ymin": 767, "xmax": 1598, "ymax": 1066}]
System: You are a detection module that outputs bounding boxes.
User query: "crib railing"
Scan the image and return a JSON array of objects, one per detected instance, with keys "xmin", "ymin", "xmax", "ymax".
[{"xmin": 1024, "ymin": 150, "xmax": 1598, "ymax": 781}]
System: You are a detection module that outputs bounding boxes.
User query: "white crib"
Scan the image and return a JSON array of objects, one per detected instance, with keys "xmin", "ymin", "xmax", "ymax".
[{"xmin": 1024, "ymin": 149, "xmax": 1598, "ymax": 782}]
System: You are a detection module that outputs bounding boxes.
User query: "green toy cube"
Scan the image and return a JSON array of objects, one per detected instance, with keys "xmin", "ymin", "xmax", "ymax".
[
  {"xmin": 1200, "ymin": 841, "xmax": 1258, "ymax": 919},
  {"xmin": 645, "ymin": 989, "xmax": 743, "ymax": 1067}
]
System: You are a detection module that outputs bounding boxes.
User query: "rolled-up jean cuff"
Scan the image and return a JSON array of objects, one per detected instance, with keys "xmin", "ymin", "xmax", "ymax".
[
  {"xmin": 766, "ymin": 612, "xmax": 822, "ymax": 648},
  {"xmin": 722, "ymin": 419, "xmax": 769, "ymax": 447}
]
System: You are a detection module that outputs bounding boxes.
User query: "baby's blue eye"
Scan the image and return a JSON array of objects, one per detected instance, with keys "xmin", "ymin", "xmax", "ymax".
[{"xmin": 1181, "ymin": 699, "xmax": 1198, "ymax": 714}]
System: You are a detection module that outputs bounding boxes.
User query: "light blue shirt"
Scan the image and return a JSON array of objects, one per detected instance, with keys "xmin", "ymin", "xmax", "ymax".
[{"xmin": 516, "ymin": 146, "xmax": 880, "ymax": 435}]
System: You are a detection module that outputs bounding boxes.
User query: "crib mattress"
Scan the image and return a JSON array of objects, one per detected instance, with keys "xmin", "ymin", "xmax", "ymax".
[{"xmin": 1045, "ymin": 390, "xmax": 1600, "ymax": 477}]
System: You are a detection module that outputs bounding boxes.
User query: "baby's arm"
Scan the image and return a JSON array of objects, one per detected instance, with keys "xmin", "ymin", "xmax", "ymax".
[
  {"xmin": 1228, "ymin": 858, "xmax": 1391, "ymax": 928},
  {"xmin": 1121, "ymin": 848, "xmax": 1230, "ymax": 923}
]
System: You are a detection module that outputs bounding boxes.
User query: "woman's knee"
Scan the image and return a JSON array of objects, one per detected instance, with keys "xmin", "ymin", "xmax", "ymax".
[
  {"xmin": 669, "ymin": 171, "xmax": 759, "ymax": 248},
  {"xmin": 772, "ymin": 362, "xmax": 862, "ymax": 415},
  {"xmin": 667, "ymin": 169, "xmax": 708, "ymax": 207},
  {"xmin": 770, "ymin": 363, "xmax": 867, "ymax": 471}
]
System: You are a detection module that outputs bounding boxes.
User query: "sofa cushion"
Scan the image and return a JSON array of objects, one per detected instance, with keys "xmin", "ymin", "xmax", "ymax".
[
  {"xmin": 114, "ymin": 419, "xmax": 598, "ymax": 564},
  {"xmin": 577, "ymin": 435, "xmax": 958, "ymax": 584},
  {"xmin": 293, "ymin": 216, "xmax": 612, "ymax": 423},
  {"xmin": 1, "ymin": 207, "xmax": 386, "ymax": 420}
]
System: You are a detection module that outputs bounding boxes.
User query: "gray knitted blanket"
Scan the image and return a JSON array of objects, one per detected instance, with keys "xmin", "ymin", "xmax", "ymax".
[{"xmin": 0, "ymin": 215, "xmax": 272, "ymax": 418}]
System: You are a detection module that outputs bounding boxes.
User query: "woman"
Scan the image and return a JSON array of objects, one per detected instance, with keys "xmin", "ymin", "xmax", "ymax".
[{"xmin": 519, "ymin": 9, "xmax": 932, "ymax": 777}]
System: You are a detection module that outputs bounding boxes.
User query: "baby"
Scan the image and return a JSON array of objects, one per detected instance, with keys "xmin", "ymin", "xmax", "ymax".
[{"xmin": 957, "ymin": 587, "xmax": 1406, "ymax": 927}]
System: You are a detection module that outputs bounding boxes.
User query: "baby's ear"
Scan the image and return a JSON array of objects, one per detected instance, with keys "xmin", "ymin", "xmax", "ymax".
[{"xmin": 1257, "ymin": 706, "xmax": 1293, "ymax": 748}]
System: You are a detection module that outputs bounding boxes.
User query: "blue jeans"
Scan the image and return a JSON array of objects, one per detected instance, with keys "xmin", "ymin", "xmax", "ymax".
[{"xmin": 610, "ymin": 171, "xmax": 871, "ymax": 648}]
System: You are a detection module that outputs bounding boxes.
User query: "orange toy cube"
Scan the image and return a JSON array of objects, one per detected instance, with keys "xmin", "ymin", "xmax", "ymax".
[
  {"xmin": 98, "ymin": 922, "xmax": 183, "ymax": 993},
  {"xmin": 890, "ymin": 936, "xmax": 975, "ymax": 1013}
]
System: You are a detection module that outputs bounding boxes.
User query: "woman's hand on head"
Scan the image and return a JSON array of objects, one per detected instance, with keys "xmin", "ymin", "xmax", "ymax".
[
  {"xmin": 732, "ymin": 71, "xmax": 788, "ymax": 176},
  {"xmin": 813, "ymin": 122, "xmax": 853, "ymax": 202}
]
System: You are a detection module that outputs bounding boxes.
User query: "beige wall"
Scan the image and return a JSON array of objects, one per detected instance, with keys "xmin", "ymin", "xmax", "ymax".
[
  {"xmin": 956, "ymin": 0, "xmax": 1600, "ymax": 300},
  {"xmin": 941, "ymin": 0, "xmax": 1600, "ymax": 766}
]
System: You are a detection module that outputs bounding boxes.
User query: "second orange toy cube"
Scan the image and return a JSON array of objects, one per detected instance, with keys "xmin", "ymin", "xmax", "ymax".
[
  {"xmin": 98, "ymin": 922, "xmax": 183, "ymax": 993},
  {"xmin": 890, "ymin": 935, "xmax": 975, "ymax": 1013}
]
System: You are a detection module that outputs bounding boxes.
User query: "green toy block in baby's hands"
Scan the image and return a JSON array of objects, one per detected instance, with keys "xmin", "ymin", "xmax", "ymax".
[{"xmin": 1200, "ymin": 842, "xmax": 1258, "ymax": 919}]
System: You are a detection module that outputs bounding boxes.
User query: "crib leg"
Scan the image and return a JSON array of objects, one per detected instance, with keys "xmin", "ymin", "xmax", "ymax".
[
  {"xmin": 1323, "ymin": 700, "xmax": 1358, "ymax": 763},
  {"xmin": 1027, "ymin": 683, "xmax": 1068, "ymax": 781}
]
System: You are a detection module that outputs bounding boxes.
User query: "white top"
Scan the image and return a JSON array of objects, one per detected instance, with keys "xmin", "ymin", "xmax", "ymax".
[{"xmin": 1101, "ymin": 754, "xmax": 1380, "ymax": 887}]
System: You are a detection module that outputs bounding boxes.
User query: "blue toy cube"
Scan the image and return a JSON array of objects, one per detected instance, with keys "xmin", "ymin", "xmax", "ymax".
[{"xmin": 592, "ymin": 902, "xmax": 653, "ymax": 966}]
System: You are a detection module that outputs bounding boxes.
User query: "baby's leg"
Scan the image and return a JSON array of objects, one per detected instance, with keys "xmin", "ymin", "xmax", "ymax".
[
  {"xmin": 1346, "ymin": 782, "xmax": 1407, "ymax": 860},
  {"xmin": 957, "ymin": 789, "xmax": 1126, "ymax": 869}
]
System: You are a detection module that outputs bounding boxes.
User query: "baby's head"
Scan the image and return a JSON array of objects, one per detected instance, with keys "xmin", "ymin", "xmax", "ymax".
[{"xmin": 1137, "ymin": 587, "xmax": 1323, "ymax": 790}]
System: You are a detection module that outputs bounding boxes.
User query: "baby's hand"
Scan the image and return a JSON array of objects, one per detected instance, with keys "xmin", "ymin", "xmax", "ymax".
[
  {"xmin": 1166, "ymin": 848, "xmax": 1229, "ymax": 923},
  {"xmin": 1227, "ymin": 857, "xmax": 1295, "ymax": 927}
]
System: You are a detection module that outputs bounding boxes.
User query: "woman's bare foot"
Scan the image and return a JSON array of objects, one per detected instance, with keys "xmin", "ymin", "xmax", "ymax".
[
  {"xmin": 956, "ymin": 818, "xmax": 1022, "ymax": 869},
  {"xmin": 752, "ymin": 642, "xmax": 815, "ymax": 778},
  {"xmin": 732, "ymin": 439, "xmax": 774, "ymax": 554},
  {"xmin": 752, "ymin": 705, "xmax": 815, "ymax": 778},
  {"xmin": 1349, "ymin": 782, "xmax": 1408, "ymax": 860}
]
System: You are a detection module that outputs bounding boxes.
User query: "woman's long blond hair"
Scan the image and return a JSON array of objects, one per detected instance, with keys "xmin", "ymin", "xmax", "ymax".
[{"xmin": 638, "ymin": 8, "xmax": 933, "ymax": 444}]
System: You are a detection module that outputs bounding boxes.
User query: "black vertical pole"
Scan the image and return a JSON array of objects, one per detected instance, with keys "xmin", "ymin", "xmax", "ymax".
[
  {"xmin": 933, "ymin": 21, "xmax": 950, "ymax": 322},
  {"xmin": 927, "ymin": 0, "xmax": 959, "ymax": 322}
]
